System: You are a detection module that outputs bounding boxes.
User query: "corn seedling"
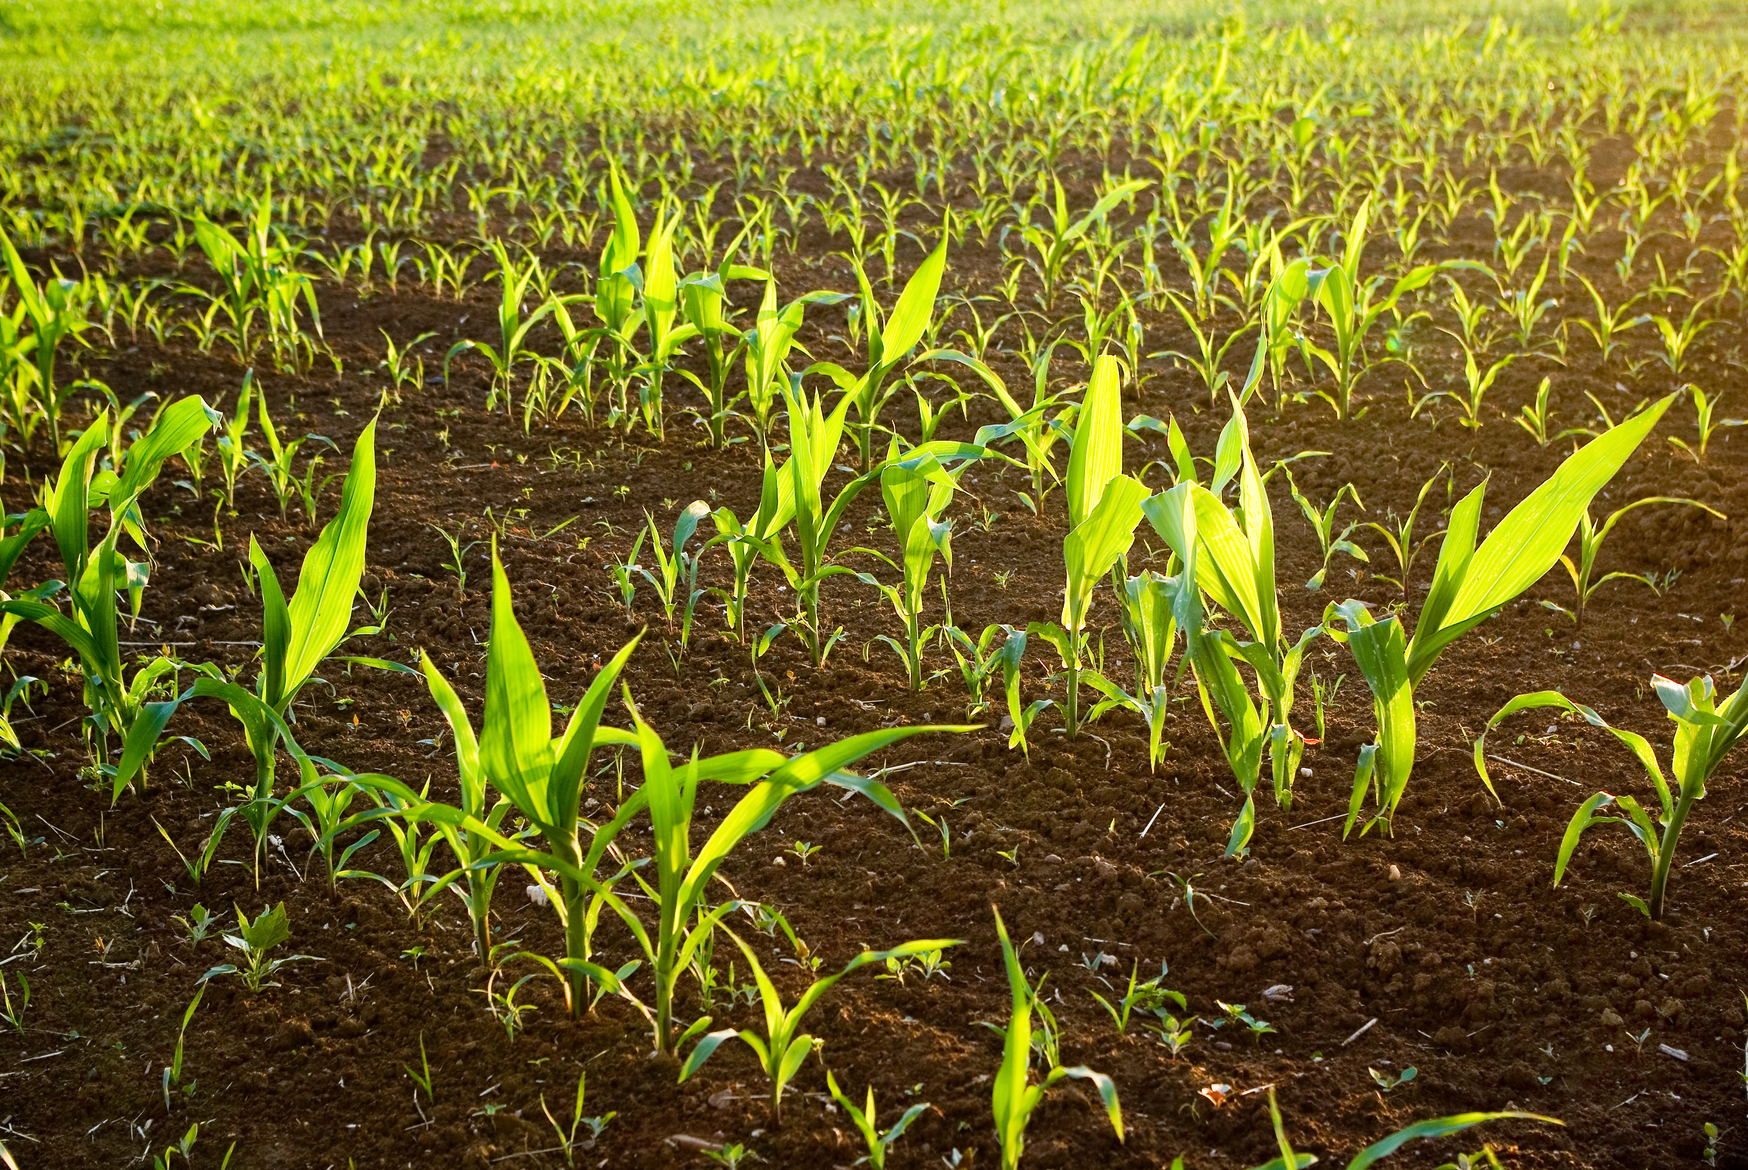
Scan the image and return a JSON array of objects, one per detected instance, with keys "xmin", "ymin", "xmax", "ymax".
[
  {"xmin": 404, "ymin": 1033, "xmax": 434, "ymax": 1101},
  {"xmin": 1327, "ymin": 396, "xmax": 1671, "ymax": 836},
  {"xmin": 987, "ymin": 624, "xmax": 1049, "ymax": 755},
  {"xmin": 1086, "ymin": 568, "xmax": 1178, "ymax": 770},
  {"xmin": 0, "ymin": 397, "xmax": 219, "ymax": 789},
  {"xmin": 1, "ymin": 222, "xmax": 93, "ymax": 452},
  {"xmin": 1361, "ymin": 465, "xmax": 1448, "ymax": 599},
  {"xmin": 350, "ymin": 650, "xmax": 521, "ymax": 962},
  {"xmin": 1284, "ymin": 471, "xmax": 1366, "ymax": 590},
  {"xmin": 1414, "ymin": 345, "xmax": 1517, "ymax": 430},
  {"xmin": 636, "ymin": 501, "xmax": 712, "ymax": 638},
  {"xmin": 1036, "ymin": 354, "xmax": 1149, "ymax": 738},
  {"xmin": 1668, "ymin": 385, "xmax": 1746, "ymax": 464},
  {"xmin": 1144, "ymin": 400, "xmax": 1322, "ymax": 846},
  {"xmin": 1300, "ymin": 197, "xmax": 1442, "ymax": 419},
  {"xmin": 212, "ymin": 372, "xmax": 257, "ymax": 510},
  {"xmin": 170, "ymin": 420, "xmax": 378, "ymax": 876},
  {"xmin": 163, "ymin": 985, "xmax": 204, "ymax": 1110},
  {"xmin": 591, "ymin": 698, "xmax": 963, "ymax": 1055},
  {"xmin": 1514, "ymin": 376, "xmax": 1587, "ymax": 448},
  {"xmin": 1020, "ymin": 176, "xmax": 1149, "ymax": 308},
  {"xmin": 990, "ymin": 906, "xmax": 1123, "ymax": 1169},
  {"xmin": 826, "ymin": 1071, "xmax": 929, "ymax": 1170},
  {"xmin": 189, "ymin": 200, "xmax": 322, "ymax": 369},
  {"xmin": 1251, "ymin": 1085, "xmax": 1558, "ymax": 1170},
  {"xmin": 247, "ymin": 389, "xmax": 336, "ymax": 524},
  {"xmin": 0, "ymin": 969, "xmax": 26, "ymax": 1033},
  {"xmin": 540, "ymin": 1071, "xmax": 614, "ymax": 1166},
  {"xmin": 822, "ymin": 227, "xmax": 949, "ymax": 471},
  {"xmin": 1546, "ymin": 496, "xmax": 1724, "ymax": 629},
  {"xmin": 739, "ymin": 281, "xmax": 844, "ymax": 441},
  {"xmin": 682, "ymin": 933, "xmax": 961, "ymax": 1123},
  {"xmin": 931, "ymin": 341, "xmax": 1074, "ymax": 515},
  {"xmin": 198, "ymin": 902, "xmax": 318, "ymax": 992},
  {"xmin": 1475, "ymin": 672, "xmax": 1748, "ymax": 919},
  {"xmin": 445, "ymin": 239, "xmax": 558, "ymax": 412},
  {"xmin": 852, "ymin": 448, "xmax": 967, "ymax": 689},
  {"xmin": 1566, "ymin": 274, "xmax": 1648, "ymax": 364},
  {"xmin": 1089, "ymin": 960, "xmax": 1185, "ymax": 1037},
  {"xmin": 1650, "ymin": 300, "xmax": 1719, "ymax": 377}
]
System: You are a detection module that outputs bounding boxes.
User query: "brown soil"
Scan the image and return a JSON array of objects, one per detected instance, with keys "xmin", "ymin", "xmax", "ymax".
[{"xmin": 2, "ymin": 187, "xmax": 1747, "ymax": 1170}]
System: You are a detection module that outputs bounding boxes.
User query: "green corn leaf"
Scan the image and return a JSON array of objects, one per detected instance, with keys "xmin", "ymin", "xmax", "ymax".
[
  {"xmin": 1553, "ymin": 793, "xmax": 1619, "ymax": 886},
  {"xmin": 249, "ymin": 536, "xmax": 290, "ymax": 711},
  {"xmin": 1346, "ymin": 1112, "xmax": 1560, "ymax": 1170},
  {"xmin": 1409, "ymin": 395, "xmax": 1671, "ymax": 681},
  {"xmin": 112, "ymin": 397, "xmax": 220, "ymax": 511},
  {"xmin": 549, "ymin": 633, "xmax": 642, "ymax": 832},
  {"xmin": 875, "ymin": 231, "xmax": 948, "ymax": 372},
  {"xmin": 282, "ymin": 419, "xmax": 377, "ymax": 699},
  {"xmin": 1063, "ymin": 474, "xmax": 1148, "ymax": 633},
  {"xmin": 480, "ymin": 543, "xmax": 556, "ymax": 830},
  {"xmin": 1066, "ymin": 355, "xmax": 1126, "ymax": 530}
]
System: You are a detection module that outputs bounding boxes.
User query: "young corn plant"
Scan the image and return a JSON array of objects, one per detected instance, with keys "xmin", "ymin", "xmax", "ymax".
[
  {"xmin": 1034, "ymin": 354, "xmax": 1149, "ymax": 738},
  {"xmin": 285, "ymin": 760, "xmax": 378, "ymax": 892},
  {"xmin": 591, "ymin": 161, "xmax": 646, "ymax": 427},
  {"xmin": 1019, "ymin": 176, "xmax": 1149, "ymax": 308},
  {"xmin": 585, "ymin": 699, "xmax": 962, "ymax": 1057},
  {"xmin": 932, "ymin": 343, "xmax": 1074, "ymax": 515},
  {"xmin": 674, "ymin": 244, "xmax": 766, "ymax": 447},
  {"xmin": 821, "ymin": 229, "xmax": 948, "ymax": 471},
  {"xmin": 247, "ymin": 386, "xmax": 335, "ymax": 525},
  {"xmin": 1283, "ymin": 470, "xmax": 1365, "ymax": 590},
  {"xmin": 1251, "ymin": 1085, "xmax": 1558, "ymax": 1170},
  {"xmin": 198, "ymin": 903, "xmax": 318, "ymax": 992},
  {"xmin": 190, "ymin": 200, "xmax": 322, "ymax": 370},
  {"xmin": 179, "ymin": 421, "xmax": 379, "ymax": 874},
  {"xmin": 709, "ymin": 448, "xmax": 789, "ymax": 643},
  {"xmin": 1299, "ymin": 196, "xmax": 1442, "ymax": 420},
  {"xmin": 750, "ymin": 384, "xmax": 979, "ymax": 666},
  {"xmin": 825, "ymin": 1071, "xmax": 929, "ymax": 1170},
  {"xmin": 1, "ymin": 398, "xmax": 219, "ymax": 790},
  {"xmin": 739, "ymin": 281, "xmax": 845, "ymax": 441},
  {"xmin": 1085, "ymin": 569, "xmax": 1178, "ymax": 771},
  {"xmin": 1668, "ymin": 385, "xmax": 1745, "ymax": 464},
  {"xmin": 392, "ymin": 549, "xmax": 962, "ymax": 1050},
  {"xmin": 636, "ymin": 502, "xmax": 713, "ymax": 639},
  {"xmin": 1326, "ymin": 396, "xmax": 1671, "ymax": 837},
  {"xmin": 1, "ymin": 222, "xmax": 93, "ymax": 452},
  {"xmin": 990, "ymin": 906, "xmax": 1123, "ymax": 1169},
  {"xmin": 1362, "ymin": 466, "xmax": 1448, "ymax": 599},
  {"xmin": 400, "ymin": 545, "xmax": 642, "ymax": 1012},
  {"xmin": 348, "ymin": 649, "xmax": 519, "ymax": 963},
  {"xmin": 852, "ymin": 448, "xmax": 967, "ymax": 690},
  {"xmin": 1546, "ymin": 496, "xmax": 1724, "ymax": 630},
  {"xmin": 1474, "ymin": 673, "xmax": 1748, "ymax": 920},
  {"xmin": 1144, "ymin": 399, "xmax": 1322, "ymax": 845},
  {"xmin": 681, "ymin": 932, "xmax": 961, "ymax": 1124},
  {"xmin": 445, "ymin": 239, "xmax": 558, "ymax": 413},
  {"xmin": 1413, "ymin": 345, "xmax": 1518, "ymax": 430},
  {"xmin": 632, "ymin": 203, "xmax": 695, "ymax": 438}
]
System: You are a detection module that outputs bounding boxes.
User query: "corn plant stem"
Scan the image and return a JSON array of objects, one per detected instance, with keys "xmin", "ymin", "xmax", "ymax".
[
  {"xmin": 1649, "ymin": 784, "xmax": 1700, "ymax": 921},
  {"xmin": 1064, "ymin": 652, "xmax": 1082, "ymax": 739},
  {"xmin": 467, "ymin": 872, "xmax": 493, "ymax": 963},
  {"xmin": 559, "ymin": 871, "xmax": 590, "ymax": 1014},
  {"xmin": 904, "ymin": 610, "xmax": 924, "ymax": 691}
]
